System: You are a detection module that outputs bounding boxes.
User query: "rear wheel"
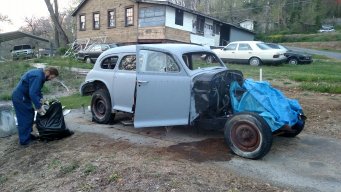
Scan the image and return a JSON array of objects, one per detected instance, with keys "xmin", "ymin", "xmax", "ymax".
[
  {"xmin": 91, "ymin": 89, "xmax": 115, "ymax": 124},
  {"xmin": 249, "ymin": 57, "xmax": 261, "ymax": 66},
  {"xmin": 224, "ymin": 112, "xmax": 272, "ymax": 159}
]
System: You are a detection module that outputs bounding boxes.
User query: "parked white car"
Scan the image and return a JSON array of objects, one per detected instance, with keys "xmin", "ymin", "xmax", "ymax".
[{"xmin": 212, "ymin": 41, "xmax": 287, "ymax": 66}]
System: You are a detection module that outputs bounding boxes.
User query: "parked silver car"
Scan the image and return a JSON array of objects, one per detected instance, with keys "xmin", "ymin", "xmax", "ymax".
[{"xmin": 80, "ymin": 44, "xmax": 305, "ymax": 159}]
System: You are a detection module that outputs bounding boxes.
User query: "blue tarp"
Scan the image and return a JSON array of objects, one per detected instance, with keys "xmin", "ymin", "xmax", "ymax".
[{"xmin": 230, "ymin": 79, "xmax": 303, "ymax": 132}]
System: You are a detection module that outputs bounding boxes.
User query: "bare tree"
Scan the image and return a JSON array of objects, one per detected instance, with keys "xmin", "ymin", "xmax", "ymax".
[
  {"xmin": 0, "ymin": 14, "xmax": 11, "ymax": 23},
  {"xmin": 20, "ymin": 16, "xmax": 53, "ymax": 39},
  {"xmin": 0, "ymin": 14, "xmax": 12, "ymax": 32},
  {"xmin": 44, "ymin": 0, "xmax": 69, "ymax": 48}
]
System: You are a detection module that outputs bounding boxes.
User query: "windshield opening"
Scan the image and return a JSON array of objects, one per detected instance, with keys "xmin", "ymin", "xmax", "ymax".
[
  {"xmin": 256, "ymin": 43, "xmax": 272, "ymax": 50},
  {"xmin": 182, "ymin": 52, "xmax": 225, "ymax": 70}
]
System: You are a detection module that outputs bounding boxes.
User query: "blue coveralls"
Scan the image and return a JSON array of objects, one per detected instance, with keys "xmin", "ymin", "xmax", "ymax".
[{"xmin": 12, "ymin": 68, "xmax": 45, "ymax": 145}]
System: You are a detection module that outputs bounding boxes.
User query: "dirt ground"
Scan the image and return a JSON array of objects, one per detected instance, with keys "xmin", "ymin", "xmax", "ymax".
[{"xmin": 0, "ymin": 87, "xmax": 340, "ymax": 192}]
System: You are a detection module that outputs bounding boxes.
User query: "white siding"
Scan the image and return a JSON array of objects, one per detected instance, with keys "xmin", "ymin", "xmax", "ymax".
[
  {"xmin": 165, "ymin": 7, "xmax": 192, "ymax": 32},
  {"xmin": 230, "ymin": 28, "xmax": 254, "ymax": 41},
  {"xmin": 190, "ymin": 34, "xmax": 215, "ymax": 46}
]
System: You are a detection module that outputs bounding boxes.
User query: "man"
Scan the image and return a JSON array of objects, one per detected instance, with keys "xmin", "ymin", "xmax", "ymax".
[{"xmin": 12, "ymin": 67, "xmax": 59, "ymax": 146}]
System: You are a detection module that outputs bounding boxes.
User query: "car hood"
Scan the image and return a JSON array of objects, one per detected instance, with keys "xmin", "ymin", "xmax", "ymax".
[{"xmin": 286, "ymin": 50, "xmax": 311, "ymax": 57}]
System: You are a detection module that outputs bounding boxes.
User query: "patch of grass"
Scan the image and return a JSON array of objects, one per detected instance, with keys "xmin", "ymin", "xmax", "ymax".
[
  {"xmin": 262, "ymin": 32, "xmax": 341, "ymax": 43},
  {"xmin": 60, "ymin": 161, "xmax": 80, "ymax": 175},
  {"xmin": 108, "ymin": 172, "xmax": 120, "ymax": 182},
  {"xmin": 78, "ymin": 183, "xmax": 94, "ymax": 192},
  {"xmin": 0, "ymin": 174, "xmax": 8, "ymax": 184},
  {"xmin": 33, "ymin": 56, "xmax": 93, "ymax": 69},
  {"xmin": 58, "ymin": 93, "xmax": 91, "ymax": 109},
  {"xmin": 0, "ymin": 92, "xmax": 11, "ymax": 101},
  {"xmin": 83, "ymin": 163, "xmax": 96, "ymax": 175},
  {"xmin": 48, "ymin": 159, "xmax": 61, "ymax": 169},
  {"xmin": 227, "ymin": 59, "xmax": 341, "ymax": 93}
]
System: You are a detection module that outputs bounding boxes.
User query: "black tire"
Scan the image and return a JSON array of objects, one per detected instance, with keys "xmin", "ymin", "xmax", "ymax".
[
  {"xmin": 281, "ymin": 117, "xmax": 305, "ymax": 137},
  {"xmin": 224, "ymin": 112, "xmax": 273, "ymax": 159},
  {"xmin": 91, "ymin": 89, "xmax": 115, "ymax": 124},
  {"xmin": 288, "ymin": 58, "xmax": 298, "ymax": 65},
  {"xmin": 249, "ymin": 57, "xmax": 262, "ymax": 66}
]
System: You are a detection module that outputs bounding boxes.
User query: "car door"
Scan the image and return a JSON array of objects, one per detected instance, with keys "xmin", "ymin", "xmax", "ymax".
[
  {"xmin": 237, "ymin": 43, "xmax": 253, "ymax": 63},
  {"xmin": 134, "ymin": 46, "xmax": 191, "ymax": 128},
  {"xmin": 216, "ymin": 43, "xmax": 238, "ymax": 62},
  {"xmin": 112, "ymin": 54, "xmax": 137, "ymax": 113},
  {"xmin": 89, "ymin": 45, "xmax": 102, "ymax": 60}
]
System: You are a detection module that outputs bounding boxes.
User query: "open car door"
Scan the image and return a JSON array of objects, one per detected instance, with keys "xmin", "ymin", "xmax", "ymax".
[{"xmin": 134, "ymin": 46, "xmax": 191, "ymax": 128}]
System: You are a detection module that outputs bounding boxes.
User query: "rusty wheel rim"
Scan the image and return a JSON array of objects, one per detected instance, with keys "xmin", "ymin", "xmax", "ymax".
[{"xmin": 230, "ymin": 121, "xmax": 261, "ymax": 152}]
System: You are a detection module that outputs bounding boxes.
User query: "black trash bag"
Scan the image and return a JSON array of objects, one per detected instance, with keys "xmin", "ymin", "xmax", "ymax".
[{"xmin": 36, "ymin": 101, "xmax": 73, "ymax": 141}]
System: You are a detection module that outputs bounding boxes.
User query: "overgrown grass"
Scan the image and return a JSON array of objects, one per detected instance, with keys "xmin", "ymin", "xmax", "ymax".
[
  {"xmin": 58, "ymin": 93, "xmax": 91, "ymax": 109},
  {"xmin": 260, "ymin": 32, "xmax": 341, "ymax": 43},
  {"xmin": 227, "ymin": 57, "xmax": 341, "ymax": 94},
  {"xmin": 0, "ymin": 58, "xmax": 88, "ymax": 101},
  {"xmin": 0, "ymin": 60, "xmax": 32, "ymax": 100},
  {"xmin": 33, "ymin": 56, "xmax": 93, "ymax": 69}
]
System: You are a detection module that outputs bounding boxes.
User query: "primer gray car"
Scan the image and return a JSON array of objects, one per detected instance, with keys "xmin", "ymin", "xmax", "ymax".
[
  {"xmin": 80, "ymin": 44, "xmax": 228, "ymax": 127},
  {"xmin": 80, "ymin": 44, "xmax": 305, "ymax": 160}
]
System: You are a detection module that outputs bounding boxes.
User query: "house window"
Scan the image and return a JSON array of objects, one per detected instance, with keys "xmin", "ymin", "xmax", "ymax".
[
  {"xmin": 79, "ymin": 14, "xmax": 86, "ymax": 31},
  {"xmin": 108, "ymin": 9, "xmax": 116, "ymax": 28},
  {"xmin": 175, "ymin": 9, "xmax": 183, "ymax": 26},
  {"xmin": 93, "ymin": 12, "xmax": 100, "ymax": 29},
  {"xmin": 196, "ymin": 16, "xmax": 205, "ymax": 35},
  {"xmin": 213, "ymin": 22, "xmax": 220, "ymax": 35},
  {"xmin": 125, "ymin": 7, "xmax": 134, "ymax": 26}
]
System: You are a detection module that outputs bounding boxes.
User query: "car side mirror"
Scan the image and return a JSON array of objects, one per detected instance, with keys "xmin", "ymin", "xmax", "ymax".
[{"xmin": 102, "ymin": 47, "xmax": 109, "ymax": 51}]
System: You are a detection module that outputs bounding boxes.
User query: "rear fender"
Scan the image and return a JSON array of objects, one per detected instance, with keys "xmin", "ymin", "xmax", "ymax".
[{"xmin": 79, "ymin": 80, "xmax": 108, "ymax": 96}]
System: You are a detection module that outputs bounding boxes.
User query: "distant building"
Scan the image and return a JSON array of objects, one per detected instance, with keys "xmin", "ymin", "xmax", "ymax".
[{"xmin": 71, "ymin": 0, "xmax": 254, "ymax": 46}]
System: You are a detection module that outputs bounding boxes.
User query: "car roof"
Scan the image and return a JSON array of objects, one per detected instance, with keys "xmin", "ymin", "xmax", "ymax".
[
  {"xmin": 229, "ymin": 41, "xmax": 264, "ymax": 44},
  {"xmin": 102, "ymin": 43, "xmax": 211, "ymax": 55}
]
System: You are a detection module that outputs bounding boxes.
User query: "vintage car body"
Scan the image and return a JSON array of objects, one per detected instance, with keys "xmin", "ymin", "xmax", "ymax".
[{"xmin": 80, "ymin": 44, "xmax": 304, "ymax": 160}]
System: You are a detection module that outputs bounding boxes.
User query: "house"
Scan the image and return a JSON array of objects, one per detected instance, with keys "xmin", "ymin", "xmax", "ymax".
[
  {"xmin": 239, "ymin": 19, "xmax": 254, "ymax": 31},
  {"xmin": 71, "ymin": 0, "xmax": 254, "ymax": 47}
]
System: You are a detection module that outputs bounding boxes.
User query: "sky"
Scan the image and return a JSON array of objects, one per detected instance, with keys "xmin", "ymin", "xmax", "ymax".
[{"xmin": 0, "ymin": 0, "xmax": 77, "ymax": 32}]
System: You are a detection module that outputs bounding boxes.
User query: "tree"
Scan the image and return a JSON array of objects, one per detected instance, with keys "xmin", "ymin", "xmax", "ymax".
[
  {"xmin": 20, "ymin": 16, "xmax": 53, "ymax": 39},
  {"xmin": 44, "ymin": 0, "xmax": 69, "ymax": 48},
  {"xmin": 0, "ymin": 14, "xmax": 12, "ymax": 32}
]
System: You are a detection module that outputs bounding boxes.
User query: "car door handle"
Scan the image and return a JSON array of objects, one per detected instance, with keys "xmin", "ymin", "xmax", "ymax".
[{"xmin": 137, "ymin": 80, "xmax": 149, "ymax": 84}]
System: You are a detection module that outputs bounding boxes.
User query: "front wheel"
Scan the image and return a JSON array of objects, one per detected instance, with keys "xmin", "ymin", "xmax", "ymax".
[
  {"xmin": 224, "ymin": 112, "xmax": 273, "ymax": 159},
  {"xmin": 85, "ymin": 57, "xmax": 92, "ymax": 64},
  {"xmin": 288, "ymin": 58, "xmax": 298, "ymax": 65},
  {"xmin": 205, "ymin": 55, "xmax": 213, "ymax": 63},
  {"xmin": 280, "ymin": 115, "xmax": 306, "ymax": 137},
  {"xmin": 91, "ymin": 89, "xmax": 115, "ymax": 124},
  {"xmin": 249, "ymin": 57, "xmax": 261, "ymax": 66}
]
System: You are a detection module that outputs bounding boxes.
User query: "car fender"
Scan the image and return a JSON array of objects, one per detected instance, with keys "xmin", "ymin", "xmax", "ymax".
[{"xmin": 79, "ymin": 79, "xmax": 110, "ymax": 96}]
